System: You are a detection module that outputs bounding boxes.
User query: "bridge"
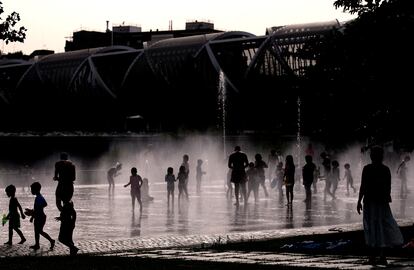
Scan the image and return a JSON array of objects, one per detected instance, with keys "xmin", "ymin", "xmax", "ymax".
[{"xmin": 0, "ymin": 20, "xmax": 343, "ymax": 132}]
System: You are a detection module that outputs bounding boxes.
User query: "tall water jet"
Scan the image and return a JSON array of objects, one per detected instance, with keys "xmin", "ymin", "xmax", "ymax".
[
  {"xmin": 297, "ymin": 96, "xmax": 302, "ymax": 168},
  {"xmin": 218, "ymin": 71, "xmax": 227, "ymax": 159}
]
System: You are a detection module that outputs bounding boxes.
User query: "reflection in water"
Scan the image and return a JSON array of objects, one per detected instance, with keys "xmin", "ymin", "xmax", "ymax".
[
  {"xmin": 302, "ymin": 201, "xmax": 313, "ymax": 227},
  {"xmin": 165, "ymin": 207, "xmax": 175, "ymax": 233},
  {"xmin": 285, "ymin": 206, "xmax": 293, "ymax": 229},
  {"xmin": 345, "ymin": 202, "xmax": 353, "ymax": 221},
  {"xmin": 399, "ymin": 198, "xmax": 407, "ymax": 218},
  {"xmin": 130, "ymin": 212, "xmax": 142, "ymax": 237},
  {"xmin": 178, "ymin": 201, "xmax": 189, "ymax": 235},
  {"xmin": 1, "ymin": 182, "xmax": 411, "ymax": 242}
]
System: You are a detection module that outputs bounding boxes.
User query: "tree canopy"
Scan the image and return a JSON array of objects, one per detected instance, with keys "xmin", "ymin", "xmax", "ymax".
[{"xmin": 0, "ymin": 1, "xmax": 26, "ymax": 44}]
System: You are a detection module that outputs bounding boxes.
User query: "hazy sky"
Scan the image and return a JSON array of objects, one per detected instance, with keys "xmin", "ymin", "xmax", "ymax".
[{"xmin": 1, "ymin": 0, "xmax": 356, "ymax": 54}]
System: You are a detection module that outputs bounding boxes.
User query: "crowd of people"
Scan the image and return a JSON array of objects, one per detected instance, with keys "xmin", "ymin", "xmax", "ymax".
[{"xmin": 1, "ymin": 144, "xmax": 411, "ymax": 264}]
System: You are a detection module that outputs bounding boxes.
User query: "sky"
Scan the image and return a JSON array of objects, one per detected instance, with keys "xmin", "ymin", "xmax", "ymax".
[{"xmin": 1, "ymin": 0, "xmax": 356, "ymax": 55}]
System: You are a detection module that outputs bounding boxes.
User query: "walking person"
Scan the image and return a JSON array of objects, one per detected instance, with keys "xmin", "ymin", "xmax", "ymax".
[
  {"xmin": 54, "ymin": 152, "xmax": 76, "ymax": 212},
  {"xmin": 357, "ymin": 146, "xmax": 404, "ymax": 266},
  {"xmin": 25, "ymin": 182, "xmax": 55, "ymax": 251},
  {"xmin": 4, "ymin": 185, "xmax": 26, "ymax": 245},
  {"xmin": 228, "ymin": 146, "xmax": 249, "ymax": 206},
  {"xmin": 255, "ymin": 153, "xmax": 269, "ymax": 198},
  {"xmin": 343, "ymin": 163, "xmax": 357, "ymax": 196}
]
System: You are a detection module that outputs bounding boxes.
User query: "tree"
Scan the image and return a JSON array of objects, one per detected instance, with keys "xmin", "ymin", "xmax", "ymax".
[
  {"xmin": 333, "ymin": 0, "xmax": 385, "ymax": 15},
  {"xmin": 0, "ymin": 1, "xmax": 26, "ymax": 44}
]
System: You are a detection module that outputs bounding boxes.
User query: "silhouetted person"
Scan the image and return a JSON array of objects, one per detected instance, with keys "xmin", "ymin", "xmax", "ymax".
[
  {"xmin": 196, "ymin": 159, "xmax": 206, "ymax": 194},
  {"xmin": 107, "ymin": 162, "xmax": 122, "ymax": 195},
  {"xmin": 331, "ymin": 160, "xmax": 340, "ymax": 198},
  {"xmin": 181, "ymin": 155, "xmax": 190, "ymax": 196},
  {"xmin": 141, "ymin": 178, "xmax": 154, "ymax": 202},
  {"xmin": 20, "ymin": 164, "xmax": 33, "ymax": 192},
  {"xmin": 305, "ymin": 143, "xmax": 317, "ymax": 193},
  {"xmin": 302, "ymin": 155, "xmax": 316, "ymax": 203},
  {"xmin": 4, "ymin": 185, "xmax": 26, "ymax": 245},
  {"xmin": 177, "ymin": 165, "xmax": 189, "ymax": 201},
  {"xmin": 267, "ymin": 149, "xmax": 278, "ymax": 181},
  {"xmin": 25, "ymin": 182, "xmax": 55, "ymax": 250},
  {"xmin": 246, "ymin": 162, "xmax": 258, "ymax": 203},
  {"xmin": 165, "ymin": 167, "xmax": 176, "ymax": 205},
  {"xmin": 226, "ymin": 168, "xmax": 233, "ymax": 200},
  {"xmin": 343, "ymin": 163, "xmax": 357, "ymax": 196},
  {"xmin": 284, "ymin": 155, "xmax": 295, "ymax": 206},
  {"xmin": 357, "ymin": 146, "xmax": 403, "ymax": 266},
  {"xmin": 228, "ymin": 146, "xmax": 248, "ymax": 206},
  {"xmin": 54, "ymin": 152, "xmax": 76, "ymax": 211},
  {"xmin": 396, "ymin": 155, "xmax": 410, "ymax": 199},
  {"xmin": 321, "ymin": 152, "xmax": 334, "ymax": 201},
  {"xmin": 274, "ymin": 162, "xmax": 284, "ymax": 199},
  {"xmin": 124, "ymin": 167, "xmax": 143, "ymax": 212},
  {"xmin": 56, "ymin": 200, "xmax": 79, "ymax": 256},
  {"xmin": 255, "ymin": 153, "xmax": 269, "ymax": 197}
]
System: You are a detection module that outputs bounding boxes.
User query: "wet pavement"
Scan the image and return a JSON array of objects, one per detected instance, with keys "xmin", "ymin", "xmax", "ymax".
[{"xmin": 1, "ymin": 178, "xmax": 413, "ymax": 243}]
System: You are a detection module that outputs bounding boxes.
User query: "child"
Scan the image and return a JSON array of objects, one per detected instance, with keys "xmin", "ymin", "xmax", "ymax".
[
  {"xmin": 274, "ymin": 162, "xmax": 284, "ymax": 199},
  {"xmin": 141, "ymin": 178, "xmax": 154, "ymax": 202},
  {"xmin": 246, "ymin": 162, "xmax": 258, "ymax": 203},
  {"xmin": 255, "ymin": 154, "xmax": 269, "ymax": 197},
  {"xmin": 165, "ymin": 167, "xmax": 176, "ymax": 205},
  {"xmin": 4, "ymin": 185, "xmax": 26, "ymax": 245},
  {"xmin": 177, "ymin": 165, "xmax": 189, "ymax": 201},
  {"xmin": 331, "ymin": 160, "xmax": 340, "ymax": 198},
  {"xmin": 55, "ymin": 201, "xmax": 79, "ymax": 256},
  {"xmin": 196, "ymin": 159, "xmax": 206, "ymax": 194},
  {"xmin": 25, "ymin": 182, "xmax": 55, "ymax": 250},
  {"xmin": 343, "ymin": 163, "xmax": 357, "ymax": 196},
  {"xmin": 124, "ymin": 167, "xmax": 143, "ymax": 212}
]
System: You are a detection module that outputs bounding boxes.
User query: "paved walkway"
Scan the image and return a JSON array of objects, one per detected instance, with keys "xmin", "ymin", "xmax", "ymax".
[
  {"xmin": 1, "ymin": 220, "xmax": 413, "ymax": 270},
  {"xmin": 116, "ymin": 249, "xmax": 414, "ymax": 269}
]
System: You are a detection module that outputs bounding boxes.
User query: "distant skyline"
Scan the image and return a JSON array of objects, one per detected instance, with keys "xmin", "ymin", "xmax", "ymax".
[{"xmin": 1, "ymin": 0, "xmax": 356, "ymax": 55}]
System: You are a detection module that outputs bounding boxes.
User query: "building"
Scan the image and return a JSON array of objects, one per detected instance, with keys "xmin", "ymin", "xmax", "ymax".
[{"xmin": 65, "ymin": 21, "xmax": 221, "ymax": 52}]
